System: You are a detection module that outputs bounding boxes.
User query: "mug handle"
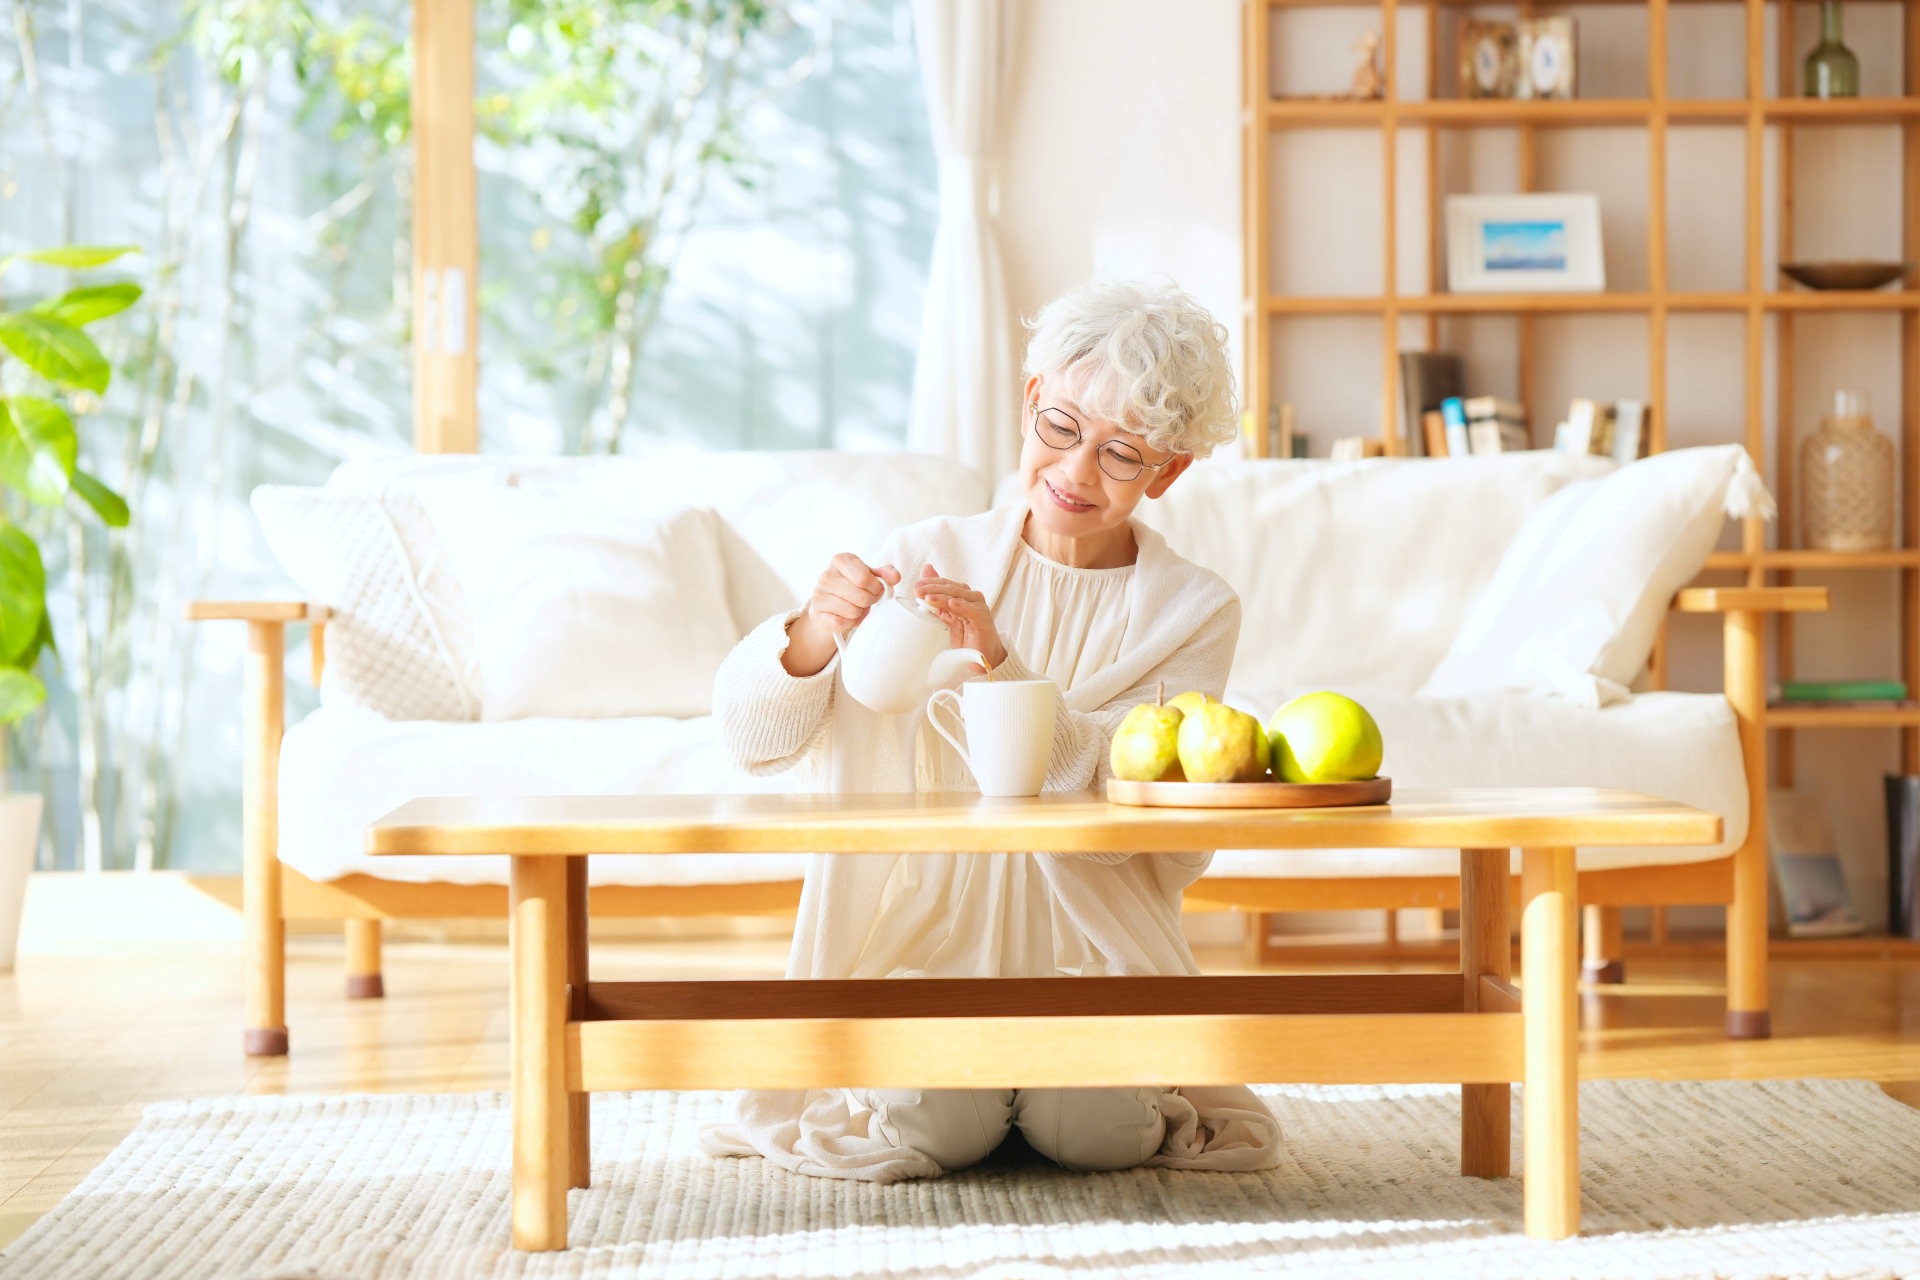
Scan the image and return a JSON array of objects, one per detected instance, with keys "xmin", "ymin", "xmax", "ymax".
[{"xmin": 925, "ymin": 688, "xmax": 973, "ymax": 774}]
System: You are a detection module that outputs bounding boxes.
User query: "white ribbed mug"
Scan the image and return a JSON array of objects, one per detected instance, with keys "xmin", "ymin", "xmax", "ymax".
[{"xmin": 926, "ymin": 680, "xmax": 1057, "ymax": 797}]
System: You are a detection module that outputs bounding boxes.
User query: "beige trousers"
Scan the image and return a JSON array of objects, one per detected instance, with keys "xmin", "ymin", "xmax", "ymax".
[{"xmin": 858, "ymin": 1087, "xmax": 1169, "ymax": 1174}]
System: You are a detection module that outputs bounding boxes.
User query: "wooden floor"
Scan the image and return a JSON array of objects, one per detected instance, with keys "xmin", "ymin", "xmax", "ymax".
[{"xmin": 2, "ymin": 875, "xmax": 1917, "ymax": 1249}]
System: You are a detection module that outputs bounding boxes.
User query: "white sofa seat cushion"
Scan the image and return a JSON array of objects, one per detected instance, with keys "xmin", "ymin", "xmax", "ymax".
[
  {"xmin": 277, "ymin": 708, "xmax": 806, "ymax": 887},
  {"xmin": 1202, "ymin": 688, "xmax": 1746, "ymax": 878}
]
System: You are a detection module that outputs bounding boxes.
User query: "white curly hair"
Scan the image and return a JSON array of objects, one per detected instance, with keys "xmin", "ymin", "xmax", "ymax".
[{"xmin": 1021, "ymin": 278, "xmax": 1240, "ymax": 459}]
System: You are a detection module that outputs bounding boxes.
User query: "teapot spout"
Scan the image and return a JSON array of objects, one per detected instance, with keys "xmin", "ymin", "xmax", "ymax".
[{"xmin": 926, "ymin": 647, "xmax": 987, "ymax": 691}]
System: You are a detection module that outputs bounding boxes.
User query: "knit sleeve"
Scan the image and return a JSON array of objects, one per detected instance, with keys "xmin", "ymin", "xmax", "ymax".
[{"xmin": 712, "ymin": 609, "xmax": 839, "ymax": 778}]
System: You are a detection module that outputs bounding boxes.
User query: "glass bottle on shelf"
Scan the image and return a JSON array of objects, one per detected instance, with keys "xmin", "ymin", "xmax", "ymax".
[
  {"xmin": 1803, "ymin": 1, "xmax": 1860, "ymax": 99},
  {"xmin": 1801, "ymin": 390, "xmax": 1894, "ymax": 552}
]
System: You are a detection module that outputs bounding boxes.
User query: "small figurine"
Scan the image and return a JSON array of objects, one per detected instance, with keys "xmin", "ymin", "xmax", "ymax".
[{"xmin": 1350, "ymin": 30, "xmax": 1383, "ymax": 100}]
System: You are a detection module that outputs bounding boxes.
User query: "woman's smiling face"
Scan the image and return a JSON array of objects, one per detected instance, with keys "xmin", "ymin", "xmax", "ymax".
[{"xmin": 1019, "ymin": 373, "xmax": 1191, "ymax": 541}]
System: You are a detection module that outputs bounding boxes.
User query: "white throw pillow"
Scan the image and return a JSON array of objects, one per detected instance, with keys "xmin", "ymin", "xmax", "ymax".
[
  {"xmin": 413, "ymin": 477, "xmax": 739, "ymax": 720},
  {"xmin": 1418, "ymin": 445, "xmax": 1774, "ymax": 709},
  {"xmin": 250, "ymin": 486, "xmax": 479, "ymax": 721}
]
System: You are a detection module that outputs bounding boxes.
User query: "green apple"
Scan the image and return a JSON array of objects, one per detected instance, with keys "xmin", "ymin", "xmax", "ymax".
[{"xmin": 1267, "ymin": 691, "xmax": 1384, "ymax": 783}]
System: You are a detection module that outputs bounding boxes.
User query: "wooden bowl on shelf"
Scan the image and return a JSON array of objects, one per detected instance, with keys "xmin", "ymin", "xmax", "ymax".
[
  {"xmin": 1105, "ymin": 776, "xmax": 1392, "ymax": 809},
  {"xmin": 1779, "ymin": 261, "xmax": 1915, "ymax": 291}
]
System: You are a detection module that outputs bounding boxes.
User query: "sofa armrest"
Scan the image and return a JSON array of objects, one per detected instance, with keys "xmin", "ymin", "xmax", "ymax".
[{"xmin": 1673, "ymin": 586, "xmax": 1829, "ymax": 614}]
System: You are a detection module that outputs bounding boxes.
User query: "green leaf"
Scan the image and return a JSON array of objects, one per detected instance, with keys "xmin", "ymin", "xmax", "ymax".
[
  {"xmin": 0, "ymin": 314, "xmax": 110, "ymax": 393},
  {"xmin": 12, "ymin": 245, "xmax": 138, "ymax": 269},
  {"xmin": 0, "ymin": 525, "xmax": 46, "ymax": 669},
  {"xmin": 0, "ymin": 398, "xmax": 77, "ymax": 506},
  {"xmin": 32, "ymin": 283, "xmax": 142, "ymax": 327},
  {"xmin": 0, "ymin": 668, "xmax": 46, "ymax": 724},
  {"xmin": 70, "ymin": 469, "xmax": 129, "ymax": 527}
]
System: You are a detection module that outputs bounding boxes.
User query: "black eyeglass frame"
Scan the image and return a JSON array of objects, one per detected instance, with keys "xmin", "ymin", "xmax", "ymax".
[{"xmin": 1025, "ymin": 401, "xmax": 1179, "ymax": 484}]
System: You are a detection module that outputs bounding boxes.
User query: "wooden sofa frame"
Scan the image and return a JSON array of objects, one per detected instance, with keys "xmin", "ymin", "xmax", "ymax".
[{"xmin": 189, "ymin": 584, "xmax": 1824, "ymax": 1056}]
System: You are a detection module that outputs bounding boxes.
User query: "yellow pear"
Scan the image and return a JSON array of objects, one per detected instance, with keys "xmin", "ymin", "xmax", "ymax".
[
  {"xmin": 1178, "ymin": 701, "xmax": 1267, "ymax": 784},
  {"xmin": 1167, "ymin": 690, "xmax": 1213, "ymax": 721},
  {"xmin": 1267, "ymin": 691, "xmax": 1384, "ymax": 783},
  {"xmin": 1111, "ymin": 701, "xmax": 1184, "ymax": 781}
]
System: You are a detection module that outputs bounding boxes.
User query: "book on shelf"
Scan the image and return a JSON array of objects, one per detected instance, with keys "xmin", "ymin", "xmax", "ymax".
[
  {"xmin": 1422, "ymin": 410, "xmax": 1449, "ymax": 457},
  {"xmin": 1399, "ymin": 352, "xmax": 1464, "ymax": 458},
  {"xmin": 1772, "ymin": 679, "xmax": 1909, "ymax": 704},
  {"xmin": 1439, "ymin": 396, "xmax": 1473, "ymax": 458},
  {"xmin": 1462, "ymin": 394, "xmax": 1528, "ymax": 455},
  {"xmin": 1553, "ymin": 397, "xmax": 1651, "ymax": 463}
]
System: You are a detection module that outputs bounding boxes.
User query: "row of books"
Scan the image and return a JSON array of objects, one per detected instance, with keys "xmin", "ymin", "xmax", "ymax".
[
  {"xmin": 1552, "ymin": 398, "xmax": 1649, "ymax": 465},
  {"xmin": 1400, "ymin": 353, "xmax": 1531, "ymax": 457}
]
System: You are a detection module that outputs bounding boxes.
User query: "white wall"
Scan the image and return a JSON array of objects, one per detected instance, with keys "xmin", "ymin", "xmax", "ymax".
[
  {"xmin": 995, "ymin": 0, "xmax": 1908, "ymax": 931},
  {"xmin": 998, "ymin": 0, "xmax": 1245, "ymax": 389}
]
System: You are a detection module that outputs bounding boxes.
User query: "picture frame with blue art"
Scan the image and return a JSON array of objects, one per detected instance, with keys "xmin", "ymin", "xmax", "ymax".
[{"xmin": 1445, "ymin": 193, "xmax": 1605, "ymax": 293}]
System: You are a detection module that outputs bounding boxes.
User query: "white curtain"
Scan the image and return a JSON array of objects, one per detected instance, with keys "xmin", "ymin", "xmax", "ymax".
[{"xmin": 908, "ymin": 0, "xmax": 1016, "ymax": 481}]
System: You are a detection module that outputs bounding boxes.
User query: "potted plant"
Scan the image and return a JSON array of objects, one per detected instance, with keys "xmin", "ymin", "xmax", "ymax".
[{"xmin": 0, "ymin": 244, "xmax": 136, "ymax": 971}]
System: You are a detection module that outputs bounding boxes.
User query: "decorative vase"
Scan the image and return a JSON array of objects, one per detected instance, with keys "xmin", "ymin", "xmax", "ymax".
[
  {"xmin": 1804, "ymin": 1, "xmax": 1860, "ymax": 98},
  {"xmin": 0, "ymin": 792, "xmax": 45, "ymax": 972},
  {"xmin": 1801, "ymin": 390, "xmax": 1894, "ymax": 552}
]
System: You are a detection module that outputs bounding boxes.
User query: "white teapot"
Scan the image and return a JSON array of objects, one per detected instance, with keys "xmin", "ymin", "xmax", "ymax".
[{"xmin": 837, "ymin": 592, "xmax": 985, "ymax": 717}]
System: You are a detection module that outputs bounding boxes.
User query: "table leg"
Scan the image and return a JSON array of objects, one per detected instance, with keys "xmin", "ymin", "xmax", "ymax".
[
  {"xmin": 511, "ymin": 855, "xmax": 570, "ymax": 1251},
  {"xmin": 567, "ymin": 856, "xmax": 590, "ymax": 1190},
  {"xmin": 1459, "ymin": 847, "xmax": 1511, "ymax": 1179},
  {"xmin": 1521, "ymin": 846, "xmax": 1579, "ymax": 1240}
]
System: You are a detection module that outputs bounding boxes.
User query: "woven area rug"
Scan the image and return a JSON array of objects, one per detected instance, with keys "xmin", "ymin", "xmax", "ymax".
[{"xmin": 3, "ymin": 1080, "xmax": 1918, "ymax": 1280}]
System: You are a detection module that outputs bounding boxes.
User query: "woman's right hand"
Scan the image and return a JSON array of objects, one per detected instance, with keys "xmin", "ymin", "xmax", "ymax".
[{"xmin": 782, "ymin": 553, "xmax": 901, "ymax": 677}]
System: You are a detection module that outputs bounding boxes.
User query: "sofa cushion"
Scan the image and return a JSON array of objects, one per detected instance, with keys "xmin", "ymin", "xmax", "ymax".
[
  {"xmin": 251, "ymin": 485, "xmax": 481, "ymax": 721},
  {"xmin": 1203, "ymin": 686, "xmax": 1746, "ymax": 877},
  {"xmin": 413, "ymin": 480, "xmax": 739, "ymax": 720},
  {"xmin": 1120, "ymin": 452, "xmax": 1614, "ymax": 695},
  {"xmin": 277, "ymin": 708, "xmax": 807, "ymax": 886},
  {"xmin": 1420, "ymin": 445, "xmax": 1773, "ymax": 709},
  {"xmin": 256, "ymin": 449, "xmax": 992, "ymax": 721}
]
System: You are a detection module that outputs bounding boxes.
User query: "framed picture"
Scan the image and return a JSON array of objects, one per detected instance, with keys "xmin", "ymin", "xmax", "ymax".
[
  {"xmin": 1459, "ymin": 20, "xmax": 1517, "ymax": 99},
  {"xmin": 1516, "ymin": 18, "xmax": 1576, "ymax": 100},
  {"xmin": 1445, "ymin": 193, "xmax": 1605, "ymax": 293},
  {"xmin": 1768, "ymin": 790, "xmax": 1866, "ymax": 938}
]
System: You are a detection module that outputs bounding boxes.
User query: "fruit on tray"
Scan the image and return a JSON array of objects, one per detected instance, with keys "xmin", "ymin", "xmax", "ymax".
[
  {"xmin": 1266, "ymin": 691, "xmax": 1383, "ymax": 783},
  {"xmin": 1110, "ymin": 692, "xmax": 1185, "ymax": 782},
  {"xmin": 1177, "ymin": 699, "xmax": 1270, "ymax": 783},
  {"xmin": 1166, "ymin": 689, "xmax": 1214, "ymax": 721}
]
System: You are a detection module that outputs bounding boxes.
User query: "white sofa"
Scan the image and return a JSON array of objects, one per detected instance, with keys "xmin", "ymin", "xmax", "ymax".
[{"xmin": 197, "ymin": 446, "xmax": 1811, "ymax": 1055}]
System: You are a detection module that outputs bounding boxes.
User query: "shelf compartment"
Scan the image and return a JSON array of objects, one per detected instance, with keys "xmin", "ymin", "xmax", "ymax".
[
  {"xmin": 1265, "ymin": 99, "xmax": 1920, "ymax": 129},
  {"xmin": 1266, "ymin": 293, "xmax": 1919, "ymax": 315},
  {"xmin": 1266, "ymin": 293, "xmax": 1654, "ymax": 314},
  {"xmin": 1765, "ymin": 703, "xmax": 1920, "ymax": 727}
]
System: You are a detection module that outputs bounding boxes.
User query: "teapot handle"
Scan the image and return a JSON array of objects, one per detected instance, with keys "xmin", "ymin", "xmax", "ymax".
[{"xmin": 927, "ymin": 647, "xmax": 986, "ymax": 689}]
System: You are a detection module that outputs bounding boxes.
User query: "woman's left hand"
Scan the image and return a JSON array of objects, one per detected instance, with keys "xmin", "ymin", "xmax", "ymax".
[{"xmin": 914, "ymin": 565, "xmax": 1008, "ymax": 672}]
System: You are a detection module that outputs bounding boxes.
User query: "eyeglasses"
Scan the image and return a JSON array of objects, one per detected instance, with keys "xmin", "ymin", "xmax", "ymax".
[{"xmin": 1028, "ymin": 403, "xmax": 1175, "ymax": 484}]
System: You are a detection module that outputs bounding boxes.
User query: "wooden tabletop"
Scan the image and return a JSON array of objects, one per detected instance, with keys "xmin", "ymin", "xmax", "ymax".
[{"xmin": 365, "ymin": 788, "xmax": 1721, "ymax": 856}]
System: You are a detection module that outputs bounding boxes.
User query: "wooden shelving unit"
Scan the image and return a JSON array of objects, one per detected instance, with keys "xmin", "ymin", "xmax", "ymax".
[{"xmin": 1242, "ymin": 0, "xmax": 1920, "ymax": 788}]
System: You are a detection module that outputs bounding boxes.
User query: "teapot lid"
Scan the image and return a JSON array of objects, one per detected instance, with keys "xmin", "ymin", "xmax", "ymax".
[{"xmin": 893, "ymin": 593, "xmax": 944, "ymax": 626}]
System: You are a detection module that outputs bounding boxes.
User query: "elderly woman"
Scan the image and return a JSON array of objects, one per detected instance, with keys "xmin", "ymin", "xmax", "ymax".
[{"xmin": 700, "ymin": 279, "xmax": 1281, "ymax": 1181}]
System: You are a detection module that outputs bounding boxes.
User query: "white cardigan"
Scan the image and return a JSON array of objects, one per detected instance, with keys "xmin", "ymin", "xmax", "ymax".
[
  {"xmin": 704, "ymin": 504, "xmax": 1280, "ymax": 1178},
  {"xmin": 713, "ymin": 503, "xmax": 1244, "ymax": 979}
]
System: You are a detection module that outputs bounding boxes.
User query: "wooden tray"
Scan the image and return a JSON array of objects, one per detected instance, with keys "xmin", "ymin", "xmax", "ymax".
[{"xmin": 1105, "ymin": 776, "xmax": 1392, "ymax": 809}]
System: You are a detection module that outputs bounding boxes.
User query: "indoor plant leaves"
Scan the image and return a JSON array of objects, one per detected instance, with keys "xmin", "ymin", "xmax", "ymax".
[
  {"xmin": 31, "ymin": 283, "xmax": 143, "ymax": 327},
  {"xmin": 0, "ymin": 397, "xmax": 78, "ymax": 506},
  {"xmin": 0, "ymin": 313, "xmax": 110, "ymax": 394},
  {"xmin": 70, "ymin": 470, "xmax": 129, "ymax": 527},
  {"xmin": 0, "ymin": 525, "xmax": 47, "ymax": 672}
]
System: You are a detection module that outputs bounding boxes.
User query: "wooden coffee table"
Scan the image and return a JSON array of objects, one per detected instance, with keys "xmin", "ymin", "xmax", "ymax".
[{"xmin": 367, "ymin": 788, "xmax": 1720, "ymax": 1251}]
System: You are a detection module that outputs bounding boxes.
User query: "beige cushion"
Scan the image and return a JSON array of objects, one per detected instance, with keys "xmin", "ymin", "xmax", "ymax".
[{"xmin": 1126, "ymin": 452, "xmax": 1615, "ymax": 695}]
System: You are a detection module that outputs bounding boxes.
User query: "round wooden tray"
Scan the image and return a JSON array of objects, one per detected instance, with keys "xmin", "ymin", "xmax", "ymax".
[{"xmin": 1105, "ymin": 776, "xmax": 1392, "ymax": 809}]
